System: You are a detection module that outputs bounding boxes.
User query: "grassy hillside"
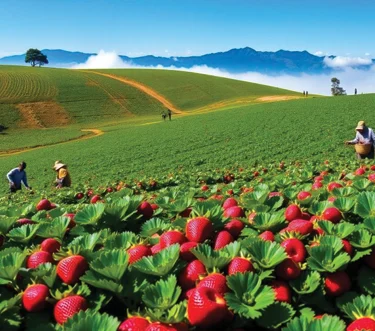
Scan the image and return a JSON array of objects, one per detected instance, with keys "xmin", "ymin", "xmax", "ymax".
[
  {"xmin": 1, "ymin": 94, "xmax": 374, "ymax": 193},
  {"xmin": 94, "ymin": 69, "xmax": 301, "ymax": 111},
  {"xmin": 0, "ymin": 66, "xmax": 165, "ymax": 129}
]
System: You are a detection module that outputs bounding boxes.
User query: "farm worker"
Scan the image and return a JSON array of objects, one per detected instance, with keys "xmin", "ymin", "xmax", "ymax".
[
  {"xmin": 53, "ymin": 160, "xmax": 71, "ymax": 188},
  {"xmin": 345, "ymin": 121, "xmax": 375, "ymax": 159},
  {"xmin": 168, "ymin": 109, "xmax": 172, "ymax": 121},
  {"xmin": 162, "ymin": 112, "xmax": 167, "ymax": 121},
  {"xmin": 6, "ymin": 161, "xmax": 31, "ymax": 193}
]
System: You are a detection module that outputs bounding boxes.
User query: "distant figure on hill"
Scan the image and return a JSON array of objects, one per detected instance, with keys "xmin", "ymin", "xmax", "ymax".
[
  {"xmin": 7, "ymin": 161, "xmax": 31, "ymax": 193},
  {"xmin": 303, "ymin": 91, "xmax": 305, "ymax": 96},
  {"xmin": 345, "ymin": 121, "xmax": 375, "ymax": 159},
  {"xmin": 162, "ymin": 113, "xmax": 166, "ymax": 121},
  {"xmin": 53, "ymin": 161, "xmax": 71, "ymax": 188},
  {"xmin": 168, "ymin": 109, "xmax": 172, "ymax": 121},
  {"xmin": 355, "ymin": 88, "xmax": 357, "ymax": 95},
  {"xmin": 306, "ymin": 91, "xmax": 309, "ymax": 96}
]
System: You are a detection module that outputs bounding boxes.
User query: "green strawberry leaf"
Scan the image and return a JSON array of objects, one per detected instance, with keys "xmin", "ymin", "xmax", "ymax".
[
  {"xmin": 251, "ymin": 211, "xmax": 286, "ymax": 232},
  {"xmin": 0, "ymin": 216, "xmax": 16, "ymax": 235},
  {"xmin": 80, "ymin": 270, "xmax": 123, "ymax": 294},
  {"xmin": 354, "ymin": 192, "xmax": 375, "ymax": 218},
  {"xmin": 26, "ymin": 263, "xmax": 56, "ymax": 288},
  {"xmin": 140, "ymin": 218, "xmax": 169, "ymax": 237},
  {"xmin": 349, "ymin": 229, "xmax": 375, "ymax": 249},
  {"xmin": 290, "ymin": 270, "xmax": 321, "ymax": 295},
  {"xmin": 0, "ymin": 293, "xmax": 22, "ymax": 331},
  {"xmin": 333, "ymin": 198, "xmax": 356, "ymax": 213},
  {"xmin": 146, "ymin": 301, "xmax": 187, "ymax": 324},
  {"xmin": 36, "ymin": 216, "xmax": 70, "ymax": 241},
  {"xmin": 225, "ymin": 272, "xmax": 275, "ymax": 319},
  {"xmin": 257, "ymin": 302, "xmax": 295, "ymax": 329},
  {"xmin": 245, "ymin": 238, "xmax": 287, "ymax": 269},
  {"xmin": 7, "ymin": 224, "xmax": 40, "ymax": 244},
  {"xmin": 351, "ymin": 248, "xmax": 372, "ymax": 262},
  {"xmin": 56, "ymin": 309, "xmax": 120, "ymax": 331},
  {"xmin": 90, "ymin": 249, "xmax": 129, "ymax": 281},
  {"xmin": 133, "ymin": 244, "xmax": 180, "ymax": 276},
  {"xmin": 307, "ymin": 245, "xmax": 350, "ymax": 272},
  {"xmin": 282, "ymin": 316, "xmax": 310, "ymax": 331},
  {"xmin": 74, "ymin": 204, "xmax": 105, "ymax": 225},
  {"xmin": 142, "ymin": 275, "xmax": 181, "ymax": 309},
  {"xmin": 309, "ymin": 315, "xmax": 346, "ymax": 331},
  {"xmin": 0, "ymin": 252, "xmax": 27, "ymax": 283},
  {"xmin": 340, "ymin": 294, "xmax": 375, "ymax": 320},
  {"xmin": 104, "ymin": 231, "xmax": 137, "ymax": 250},
  {"xmin": 363, "ymin": 217, "xmax": 375, "ymax": 234}
]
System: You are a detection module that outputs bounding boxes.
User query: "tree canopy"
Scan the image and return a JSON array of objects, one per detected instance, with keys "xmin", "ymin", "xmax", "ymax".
[
  {"xmin": 331, "ymin": 77, "xmax": 346, "ymax": 96},
  {"xmin": 25, "ymin": 49, "xmax": 49, "ymax": 67}
]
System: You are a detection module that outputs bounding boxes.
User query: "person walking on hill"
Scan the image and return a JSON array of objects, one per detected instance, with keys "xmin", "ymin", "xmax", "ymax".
[
  {"xmin": 162, "ymin": 112, "xmax": 167, "ymax": 121},
  {"xmin": 53, "ymin": 161, "xmax": 71, "ymax": 188},
  {"xmin": 168, "ymin": 109, "xmax": 172, "ymax": 121},
  {"xmin": 345, "ymin": 121, "xmax": 375, "ymax": 159},
  {"xmin": 7, "ymin": 161, "xmax": 31, "ymax": 193},
  {"xmin": 355, "ymin": 88, "xmax": 358, "ymax": 95}
]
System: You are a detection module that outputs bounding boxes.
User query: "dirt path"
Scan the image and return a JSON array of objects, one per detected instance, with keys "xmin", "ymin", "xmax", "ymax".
[
  {"xmin": 85, "ymin": 71, "xmax": 184, "ymax": 115},
  {"xmin": 0, "ymin": 129, "xmax": 104, "ymax": 157}
]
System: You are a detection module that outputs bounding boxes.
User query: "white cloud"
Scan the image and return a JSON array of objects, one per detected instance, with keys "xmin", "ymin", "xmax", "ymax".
[
  {"xmin": 314, "ymin": 51, "xmax": 324, "ymax": 56},
  {"xmin": 365, "ymin": 52, "xmax": 371, "ymax": 56},
  {"xmin": 71, "ymin": 50, "xmax": 375, "ymax": 96},
  {"xmin": 324, "ymin": 56, "xmax": 372, "ymax": 68}
]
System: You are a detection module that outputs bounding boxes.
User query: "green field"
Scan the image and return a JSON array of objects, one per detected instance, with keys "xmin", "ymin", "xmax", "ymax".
[{"xmin": 1, "ymin": 93, "xmax": 374, "ymax": 194}]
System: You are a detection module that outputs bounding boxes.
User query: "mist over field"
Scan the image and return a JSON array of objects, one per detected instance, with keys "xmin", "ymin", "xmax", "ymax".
[{"xmin": 72, "ymin": 51, "xmax": 375, "ymax": 96}]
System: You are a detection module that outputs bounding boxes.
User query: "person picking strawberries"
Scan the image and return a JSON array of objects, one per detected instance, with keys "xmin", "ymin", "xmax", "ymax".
[
  {"xmin": 6, "ymin": 161, "xmax": 31, "ymax": 193},
  {"xmin": 53, "ymin": 161, "xmax": 71, "ymax": 188},
  {"xmin": 345, "ymin": 120, "xmax": 375, "ymax": 159}
]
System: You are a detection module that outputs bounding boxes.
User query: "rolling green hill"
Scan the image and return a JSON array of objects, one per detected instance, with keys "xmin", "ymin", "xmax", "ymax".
[{"xmin": 93, "ymin": 69, "xmax": 301, "ymax": 111}]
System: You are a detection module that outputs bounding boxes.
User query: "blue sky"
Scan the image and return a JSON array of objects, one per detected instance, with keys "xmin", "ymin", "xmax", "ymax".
[{"xmin": 1, "ymin": 0, "xmax": 374, "ymax": 58}]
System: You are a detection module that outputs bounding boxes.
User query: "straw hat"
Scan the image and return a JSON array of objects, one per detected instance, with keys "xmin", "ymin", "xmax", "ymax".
[
  {"xmin": 53, "ymin": 160, "xmax": 66, "ymax": 171},
  {"xmin": 356, "ymin": 121, "xmax": 366, "ymax": 130}
]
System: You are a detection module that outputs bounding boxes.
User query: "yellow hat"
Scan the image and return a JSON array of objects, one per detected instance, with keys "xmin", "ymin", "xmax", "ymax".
[
  {"xmin": 356, "ymin": 121, "xmax": 366, "ymax": 130},
  {"xmin": 53, "ymin": 160, "xmax": 66, "ymax": 171}
]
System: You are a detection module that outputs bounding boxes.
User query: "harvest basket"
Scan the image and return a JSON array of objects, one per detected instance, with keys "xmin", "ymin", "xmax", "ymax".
[{"xmin": 355, "ymin": 143, "xmax": 372, "ymax": 155}]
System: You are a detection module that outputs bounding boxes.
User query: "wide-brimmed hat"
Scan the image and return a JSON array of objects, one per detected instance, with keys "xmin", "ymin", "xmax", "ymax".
[
  {"xmin": 53, "ymin": 160, "xmax": 66, "ymax": 171},
  {"xmin": 356, "ymin": 121, "xmax": 366, "ymax": 130}
]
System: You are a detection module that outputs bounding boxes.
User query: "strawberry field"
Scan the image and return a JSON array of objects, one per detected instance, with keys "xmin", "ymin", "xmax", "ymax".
[{"xmin": 2, "ymin": 160, "xmax": 375, "ymax": 330}]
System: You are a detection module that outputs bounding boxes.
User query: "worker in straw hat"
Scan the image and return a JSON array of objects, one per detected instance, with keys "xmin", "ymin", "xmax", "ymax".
[
  {"xmin": 53, "ymin": 161, "xmax": 71, "ymax": 188},
  {"xmin": 345, "ymin": 121, "xmax": 375, "ymax": 159}
]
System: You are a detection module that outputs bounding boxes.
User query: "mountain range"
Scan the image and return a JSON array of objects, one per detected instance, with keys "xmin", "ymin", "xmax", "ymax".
[{"xmin": 0, "ymin": 47, "xmax": 374, "ymax": 75}]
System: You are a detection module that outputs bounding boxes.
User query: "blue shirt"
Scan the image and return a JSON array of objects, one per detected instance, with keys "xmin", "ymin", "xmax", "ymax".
[
  {"xmin": 351, "ymin": 127, "xmax": 375, "ymax": 145},
  {"xmin": 6, "ymin": 168, "xmax": 29, "ymax": 188}
]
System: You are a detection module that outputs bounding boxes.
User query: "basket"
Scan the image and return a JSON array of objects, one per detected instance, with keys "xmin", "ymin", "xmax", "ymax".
[{"xmin": 355, "ymin": 144, "xmax": 372, "ymax": 155}]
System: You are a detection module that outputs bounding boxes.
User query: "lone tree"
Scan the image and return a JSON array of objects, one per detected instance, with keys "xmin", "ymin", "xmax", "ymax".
[
  {"xmin": 25, "ymin": 49, "xmax": 49, "ymax": 67},
  {"xmin": 331, "ymin": 77, "xmax": 346, "ymax": 96}
]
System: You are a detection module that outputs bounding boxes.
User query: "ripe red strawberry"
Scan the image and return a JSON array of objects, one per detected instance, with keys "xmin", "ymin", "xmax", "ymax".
[
  {"xmin": 22, "ymin": 284, "xmax": 49, "ymax": 312},
  {"xmin": 342, "ymin": 239, "xmax": 353, "ymax": 256},
  {"xmin": 27, "ymin": 251, "xmax": 53, "ymax": 269},
  {"xmin": 281, "ymin": 238, "xmax": 306, "ymax": 263},
  {"xmin": 297, "ymin": 191, "xmax": 312, "ymax": 200},
  {"xmin": 259, "ymin": 230, "xmax": 275, "ymax": 241},
  {"xmin": 327, "ymin": 196, "xmax": 337, "ymax": 203},
  {"xmin": 41, "ymin": 238, "xmax": 61, "ymax": 254},
  {"xmin": 269, "ymin": 191, "xmax": 282, "ymax": 198},
  {"xmin": 185, "ymin": 217, "xmax": 214, "ymax": 243},
  {"xmin": 368, "ymin": 173, "xmax": 375, "ymax": 182},
  {"xmin": 324, "ymin": 271, "xmax": 351, "ymax": 297},
  {"xmin": 226, "ymin": 189, "xmax": 234, "ymax": 195},
  {"xmin": 282, "ymin": 219, "xmax": 313, "ymax": 235},
  {"xmin": 159, "ymin": 231, "xmax": 187, "ymax": 248},
  {"xmin": 248, "ymin": 212, "xmax": 257, "ymax": 224},
  {"xmin": 355, "ymin": 167, "xmax": 366, "ymax": 176},
  {"xmin": 75, "ymin": 192, "xmax": 84, "ymax": 200},
  {"xmin": 64, "ymin": 213, "xmax": 76, "ymax": 229},
  {"xmin": 90, "ymin": 195, "xmax": 101, "ymax": 204},
  {"xmin": 151, "ymin": 243, "xmax": 162, "ymax": 255},
  {"xmin": 327, "ymin": 182, "xmax": 343, "ymax": 192},
  {"xmin": 275, "ymin": 259, "xmax": 301, "ymax": 280},
  {"xmin": 178, "ymin": 260, "xmax": 206, "ymax": 290},
  {"xmin": 213, "ymin": 230, "xmax": 234, "ymax": 250},
  {"xmin": 371, "ymin": 165, "xmax": 375, "ymax": 171},
  {"xmin": 312, "ymin": 181, "xmax": 323, "ymax": 190},
  {"xmin": 364, "ymin": 248, "xmax": 375, "ymax": 269},
  {"xmin": 314, "ymin": 175, "xmax": 324, "ymax": 182},
  {"xmin": 322, "ymin": 207, "xmax": 342, "ymax": 224},
  {"xmin": 118, "ymin": 316, "xmax": 150, "ymax": 331},
  {"xmin": 128, "ymin": 245, "xmax": 152, "ymax": 264},
  {"xmin": 145, "ymin": 322, "xmax": 187, "ymax": 331},
  {"xmin": 228, "ymin": 257, "xmax": 254, "ymax": 275},
  {"xmin": 224, "ymin": 219, "xmax": 244, "ymax": 238},
  {"xmin": 179, "ymin": 207, "xmax": 192, "ymax": 218},
  {"xmin": 180, "ymin": 242, "xmax": 198, "ymax": 262},
  {"xmin": 197, "ymin": 273, "xmax": 228, "ymax": 295},
  {"xmin": 347, "ymin": 318, "xmax": 375, "ymax": 331},
  {"xmin": 223, "ymin": 206, "xmax": 245, "ymax": 218},
  {"xmin": 223, "ymin": 198, "xmax": 238, "ymax": 210},
  {"xmin": 285, "ymin": 204, "xmax": 302, "ymax": 222},
  {"xmin": 54, "ymin": 295, "xmax": 87, "ymax": 324},
  {"xmin": 301, "ymin": 212, "xmax": 311, "ymax": 220},
  {"xmin": 201, "ymin": 184, "xmax": 209, "ymax": 191},
  {"xmin": 187, "ymin": 287, "xmax": 228, "ymax": 328},
  {"xmin": 56, "ymin": 255, "xmax": 88, "ymax": 285},
  {"xmin": 271, "ymin": 280, "xmax": 291, "ymax": 303},
  {"xmin": 137, "ymin": 202, "xmax": 154, "ymax": 219},
  {"xmin": 36, "ymin": 199, "xmax": 52, "ymax": 211}
]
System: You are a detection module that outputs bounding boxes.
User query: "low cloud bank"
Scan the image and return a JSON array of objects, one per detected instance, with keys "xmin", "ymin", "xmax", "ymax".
[
  {"xmin": 323, "ymin": 56, "xmax": 372, "ymax": 68},
  {"xmin": 73, "ymin": 51, "xmax": 375, "ymax": 96}
]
